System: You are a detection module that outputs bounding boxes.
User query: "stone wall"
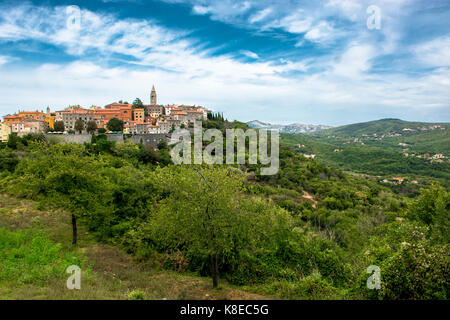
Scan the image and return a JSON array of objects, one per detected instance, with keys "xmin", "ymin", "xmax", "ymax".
[
  {"xmin": 45, "ymin": 134, "xmax": 92, "ymax": 144},
  {"xmin": 106, "ymin": 134, "xmax": 124, "ymax": 143},
  {"xmin": 125, "ymin": 133, "xmax": 170, "ymax": 148},
  {"xmin": 45, "ymin": 133, "xmax": 170, "ymax": 148}
]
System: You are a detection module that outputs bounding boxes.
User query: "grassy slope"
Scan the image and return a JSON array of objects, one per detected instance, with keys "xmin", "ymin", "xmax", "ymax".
[{"xmin": 0, "ymin": 194, "xmax": 267, "ymax": 300}]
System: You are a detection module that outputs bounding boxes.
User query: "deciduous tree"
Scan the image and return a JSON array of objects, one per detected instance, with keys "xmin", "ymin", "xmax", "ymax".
[{"xmin": 107, "ymin": 118, "xmax": 124, "ymax": 132}]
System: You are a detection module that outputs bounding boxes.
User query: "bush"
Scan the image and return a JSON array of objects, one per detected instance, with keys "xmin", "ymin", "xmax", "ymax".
[
  {"xmin": 0, "ymin": 149, "xmax": 18, "ymax": 172},
  {"xmin": 361, "ymin": 221, "xmax": 449, "ymax": 299},
  {"xmin": 127, "ymin": 290, "xmax": 146, "ymax": 300}
]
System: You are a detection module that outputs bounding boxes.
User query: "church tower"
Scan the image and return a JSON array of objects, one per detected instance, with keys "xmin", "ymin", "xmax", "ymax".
[{"xmin": 151, "ymin": 85, "xmax": 157, "ymax": 105}]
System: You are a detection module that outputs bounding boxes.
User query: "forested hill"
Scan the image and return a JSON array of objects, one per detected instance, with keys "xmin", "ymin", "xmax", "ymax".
[
  {"xmin": 317, "ymin": 118, "xmax": 448, "ymax": 138},
  {"xmin": 281, "ymin": 118, "xmax": 450, "ymax": 184}
]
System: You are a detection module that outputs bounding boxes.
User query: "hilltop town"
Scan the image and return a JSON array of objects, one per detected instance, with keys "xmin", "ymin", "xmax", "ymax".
[{"xmin": 0, "ymin": 86, "xmax": 210, "ymax": 142}]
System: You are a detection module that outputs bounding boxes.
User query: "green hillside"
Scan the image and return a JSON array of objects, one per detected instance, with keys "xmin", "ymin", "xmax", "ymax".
[
  {"xmin": 281, "ymin": 118, "xmax": 450, "ymax": 184},
  {"xmin": 319, "ymin": 118, "xmax": 448, "ymax": 138}
]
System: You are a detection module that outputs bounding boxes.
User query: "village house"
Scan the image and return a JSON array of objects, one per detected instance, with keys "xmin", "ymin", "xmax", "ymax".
[
  {"xmin": 392, "ymin": 177, "xmax": 405, "ymax": 184},
  {"xmin": 10, "ymin": 118, "xmax": 47, "ymax": 137},
  {"xmin": 1, "ymin": 121, "xmax": 12, "ymax": 142}
]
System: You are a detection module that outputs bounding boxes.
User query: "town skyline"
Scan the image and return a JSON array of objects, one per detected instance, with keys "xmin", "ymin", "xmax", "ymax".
[{"xmin": 0, "ymin": 86, "xmax": 211, "ymax": 141}]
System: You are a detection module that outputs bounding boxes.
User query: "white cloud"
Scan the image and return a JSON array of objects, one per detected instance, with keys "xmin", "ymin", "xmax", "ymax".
[
  {"xmin": 276, "ymin": 11, "xmax": 312, "ymax": 34},
  {"xmin": 304, "ymin": 21, "xmax": 334, "ymax": 43},
  {"xmin": 249, "ymin": 8, "xmax": 272, "ymax": 24},
  {"xmin": 326, "ymin": 0, "xmax": 362, "ymax": 21},
  {"xmin": 192, "ymin": 5, "xmax": 211, "ymax": 15},
  {"xmin": 1, "ymin": 56, "xmax": 448, "ymax": 125},
  {"xmin": 241, "ymin": 50, "xmax": 259, "ymax": 59},
  {"xmin": 414, "ymin": 35, "xmax": 450, "ymax": 67},
  {"xmin": 0, "ymin": 56, "xmax": 11, "ymax": 66},
  {"xmin": 189, "ymin": 0, "xmax": 251, "ymax": 22},
  {"xmin": 333, "ymin": 44, "xmax": 375, "ymax": 78}
]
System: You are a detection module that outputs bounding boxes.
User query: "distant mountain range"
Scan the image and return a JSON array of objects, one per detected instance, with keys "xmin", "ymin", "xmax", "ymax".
[{"xmin": 246, "ymin": 120, "xmax": 332, "ymax": 134}]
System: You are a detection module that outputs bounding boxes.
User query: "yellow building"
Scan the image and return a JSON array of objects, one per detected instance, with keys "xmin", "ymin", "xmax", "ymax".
[
  {"xmin": 133, "ymin": 108, "xmax": 145, "ymax": 122},
  {"xmin": 45, "ymin": 116, "xmax": 55, "ymax": 130},
  {"xmin": 1, "ymin": 122, "xmax": 12, "ymax": 143},
  {"xmin": 18, "ymin": 111, "xmax": 45, "ymax": 119}
]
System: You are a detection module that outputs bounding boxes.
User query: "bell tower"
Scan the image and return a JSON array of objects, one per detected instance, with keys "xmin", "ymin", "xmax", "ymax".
[{"xmin": 151, "ymin": 85, "xmax": 157, "ymax": 105}]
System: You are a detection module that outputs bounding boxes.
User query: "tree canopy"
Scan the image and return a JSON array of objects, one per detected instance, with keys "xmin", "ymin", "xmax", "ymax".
[
  {"xmin": 132, "ymin": 98, "xmax": 144, "ymax": 109},
  {"xmin": 107, "ymin": 118, "xmax": 124, "ymax": 132}
]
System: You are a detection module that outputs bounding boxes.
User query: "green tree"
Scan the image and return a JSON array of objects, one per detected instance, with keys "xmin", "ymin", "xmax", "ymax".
[
  {"xmin": 107, "ymin": 118, "xmax": 124, "ymax": 132},
  {"xmin": 53, "ymin": 121, "xmax": 65, "ymax": 132},
  {"xmin": 132, "ymin": 98, "xmax": 144, "ymax": 109},
  {"xmin": 0, "ymin": 149, "xmax": 18, "ymax": 172},
  {"xmin": 86, "ymin": 120, "xmax": 98, "ymax": 134},
  {"xmin": 74, "ymin": 119, "xmax": 85, "ymax": 134},
  {"xmin": 157, "ymin": 139, "xmax": 168, "ymax": 150},
  {"xmin": 408, "ymin": 183, "xmax": 449, "ymax": 243},
  {"xmin": 7, "ymin": 134, "xmax": 22, "ymax": 150},
  {"xmin": 150, "ymin": 165, "xmax": 288, "ymax": 288},
  {"xmin": 42, "ymin": 147, "xmax": 110, "ymax": 244}
]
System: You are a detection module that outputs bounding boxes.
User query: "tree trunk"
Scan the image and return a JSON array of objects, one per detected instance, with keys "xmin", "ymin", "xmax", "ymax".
[
  {"xmin": 210, "ymin": 252, "xmax": 218, "ymax": 288},
  {"xmin": 72, "ymin": 214, "xmax": 77, "ymax": 245}
]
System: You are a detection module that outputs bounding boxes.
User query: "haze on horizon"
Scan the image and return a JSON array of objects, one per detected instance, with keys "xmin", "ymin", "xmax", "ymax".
[{"xmin": 0, "ymin": 0, "xmax": 449, "ymax": 127}]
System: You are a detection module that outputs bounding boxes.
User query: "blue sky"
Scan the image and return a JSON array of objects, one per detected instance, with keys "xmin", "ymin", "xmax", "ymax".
[{"xmin": 0, "ymin": 0, "xmax": 449, "ymax": 126}]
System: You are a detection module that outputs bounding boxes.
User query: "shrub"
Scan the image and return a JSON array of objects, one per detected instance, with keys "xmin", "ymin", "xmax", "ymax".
[
  {"xmin": 0, "ymin": 149, "xmax": 18, "ymax": 172},
  {"xmin": 127, "ymin": 290, "xmax": 146, "ymax": 300}
]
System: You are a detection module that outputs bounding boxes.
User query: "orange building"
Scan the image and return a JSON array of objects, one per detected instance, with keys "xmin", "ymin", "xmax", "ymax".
[
  {"xmin": 3, "ymin": 115, "xmax": 20, "ymax": 126},
  {"xmin": 98, "ymin": 103, "xmax": 133, "ymax": 122}
]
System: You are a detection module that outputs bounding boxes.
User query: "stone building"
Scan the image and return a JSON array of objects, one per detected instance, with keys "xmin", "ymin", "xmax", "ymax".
[
  {"xmin": 11, "ymin": 118, "xmax": 47, "ymax": 136},
  {"xmin": 55, "ymin": 106, "xmax": 94, "ymax": 132},
  {"xmin": 144, "ymin": 105, "xmax": 164, "ymax": 119},
  {"xmin": 1, "ymin": 122, "xmax": 11, "ymax": 142}
]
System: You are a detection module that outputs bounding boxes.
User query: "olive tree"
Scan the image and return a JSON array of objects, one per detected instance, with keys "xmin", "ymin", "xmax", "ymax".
[{"xmin": 150, "ymin": 165, "xmax": 288, "ymax": 287}]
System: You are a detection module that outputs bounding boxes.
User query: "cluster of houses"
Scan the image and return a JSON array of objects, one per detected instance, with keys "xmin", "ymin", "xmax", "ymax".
[
  {"xmin": 380, "ymin": 177, "xmax": 419, "ymax": 185},
  {"xmin": 403, "ymin": 152, "xmax": 448, "ymax": 163},
  {"xmin": 0, "ymin": 86, "xmax": 211, "ymax": 142}
]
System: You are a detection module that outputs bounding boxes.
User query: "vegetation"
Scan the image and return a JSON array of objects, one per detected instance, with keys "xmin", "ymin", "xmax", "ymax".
[
  {"xmin": 107, "ymin": 118, "xmax": 124, "ymax": 132},
  {"xmin": 0, "ymin": 194, "xmax": 263, "ymax": 300},
  {"xmin": 0, "ymin": 118, "xmax": 448, "ymax": 300},
  {"xmin": 132, "ymin": 98, "xmax": 144, "ymax": 109},
  {"xmin": 74, "ymin": 119, "xmax": 85, "ymax": 134},
  {"xmin": 0, "ymin": 227, "xmax": 85, "ymax": 285},
  {"xmin": 281, "ymin": 118, "xmax": 450, "ymax": 186},
  {"xmin": 54, "ymin": 121, "xmax": 65, "ymax": 132},
  {"xmin": 86, "ymin": 121, "xmax": 97, "ymax": 134}
]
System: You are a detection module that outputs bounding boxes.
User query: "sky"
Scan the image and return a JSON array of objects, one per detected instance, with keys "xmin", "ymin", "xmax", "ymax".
[{"xmin": 0, "ymin": 0, "xmax": 449, "ymax": 126}]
